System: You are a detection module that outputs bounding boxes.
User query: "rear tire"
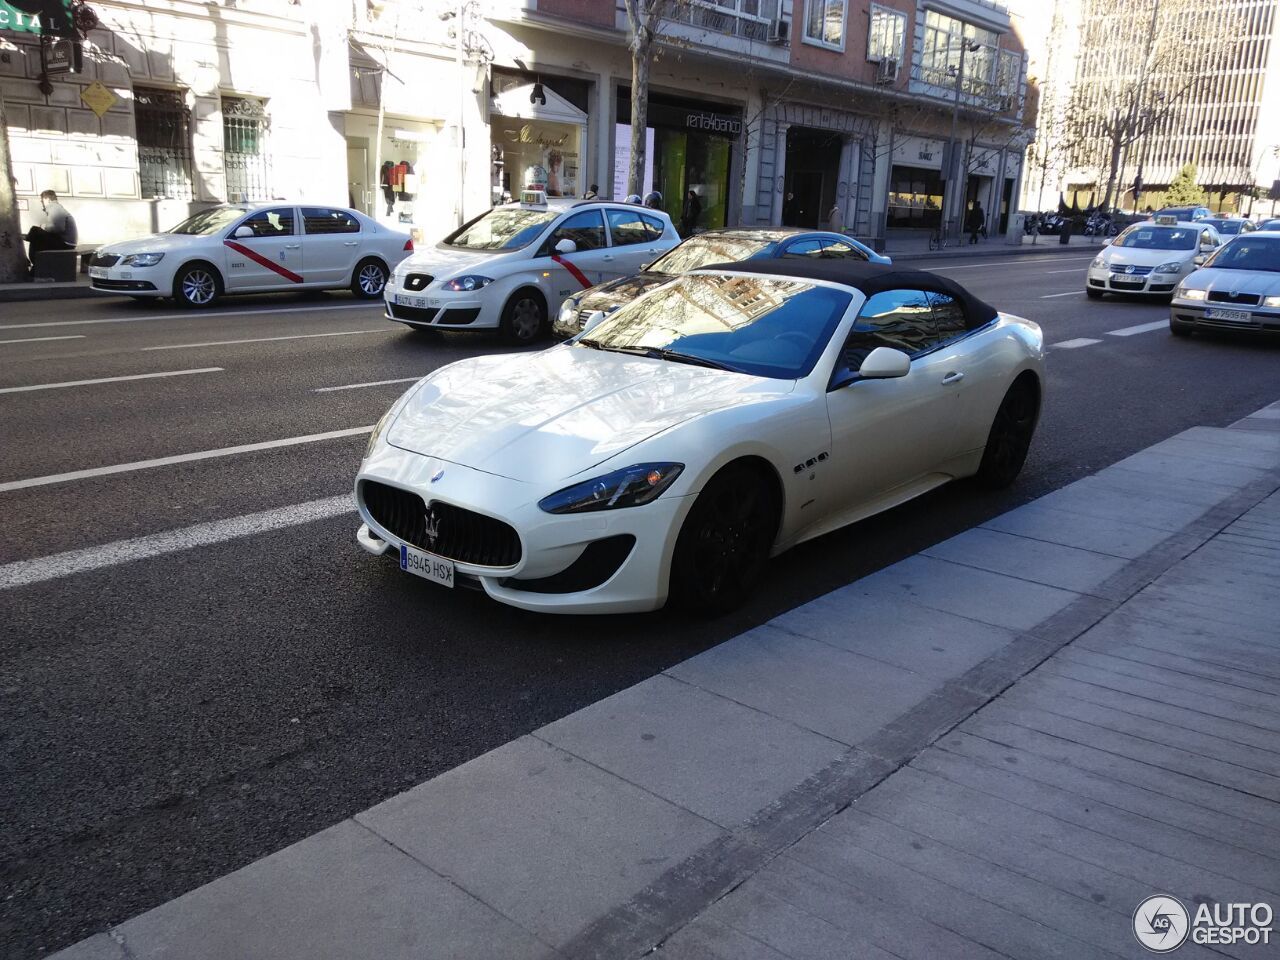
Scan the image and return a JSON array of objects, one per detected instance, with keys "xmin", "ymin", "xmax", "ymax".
[
  {"xmin": 1085, "ymin": 287, "xmax": 1103, "ymax": 299},
  {"xmin": 172, "ymin": 262, "xmax": 222, "ymax": 309},
  {"xmin": 670, "ymin": 463, "xmax": 778, "ymax": 616},
  {"xmin": 500, "ymin": 290, "xmax": 547, "ymax": 345},
  {"xmin": 975, "ymin": 377, "xmax": 1039, "ymax": 489},
  {"xmin": 351, "ymin": 258, "xmax": 388, "ymax": 298}
]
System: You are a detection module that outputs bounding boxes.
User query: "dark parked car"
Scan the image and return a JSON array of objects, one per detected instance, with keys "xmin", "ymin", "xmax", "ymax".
[
  {"xmin": 552, "ymin": 227, "xmax": 890, "ymax": 339},
  {"xmin": 1201, "ymin": 217, "xmax": 1256, "ymax": 237},
  {"xmin": 1154, "ymin": 206, "xmax": 1212, "ymax": 222}
]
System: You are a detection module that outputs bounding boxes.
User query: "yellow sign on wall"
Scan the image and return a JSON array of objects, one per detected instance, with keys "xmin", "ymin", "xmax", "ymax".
[{"xmin": 80, "ymin": 80, "xmax": 117, "ymax": 118}]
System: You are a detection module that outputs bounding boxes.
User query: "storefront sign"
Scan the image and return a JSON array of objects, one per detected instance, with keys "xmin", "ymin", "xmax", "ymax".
[
  {"xmin": 0, "ymin": 0, "xmax": 71, "ymax": 35},
  {"xmin": 893, "ymin": 136, "xmax": 945, "ymax": 171},
  {"xmin": 612, "ymin": 123, "xmax": 654, "ymax": 200},
  {"xmin": 685, "ymin": 110, "xmax": 741, "ymax": 136}
]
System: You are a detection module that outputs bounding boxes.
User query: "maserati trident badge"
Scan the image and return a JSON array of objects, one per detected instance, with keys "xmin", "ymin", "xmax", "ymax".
[{"xmin": 430, "ymin": 467, "xmax": 445, "ymax": 483}]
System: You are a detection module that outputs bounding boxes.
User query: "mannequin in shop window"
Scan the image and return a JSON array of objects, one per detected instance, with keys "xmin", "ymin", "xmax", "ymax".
[{"xmin": 380, "ymin": 161, "xmax": 395, "ymax": 215}]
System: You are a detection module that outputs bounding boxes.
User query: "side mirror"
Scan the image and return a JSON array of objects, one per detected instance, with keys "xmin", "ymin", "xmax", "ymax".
[
  {"xmin": 233, "ymin": 225, "xmax": 254, "ymax": 239},
  {"xmin": 581, "ymin": 310, "xmax": 606, "ymax": 334},
  {"xmin": 1199, "ymin": 242, "xmax": 1216, "ymax": 253},
  {"xmin": 554, "ymin": 238, "xmax": 577, "ymax": 255},
  {"xmin": 1193, "ymin": 254, "xmax": 1207, "ymax": 266},
  {"xmin": 858, "ymin": 346, "xmax": 911, "ymax": 380},
  {"xmin": 1101, "ymin": 238, "xmax": 1111, "ymax": 246}
]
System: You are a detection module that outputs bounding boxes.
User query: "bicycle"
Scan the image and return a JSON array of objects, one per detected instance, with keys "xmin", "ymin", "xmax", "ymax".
[{"xmin": 927, "ymin": 219, "xmax": 955, "ymax": 251}]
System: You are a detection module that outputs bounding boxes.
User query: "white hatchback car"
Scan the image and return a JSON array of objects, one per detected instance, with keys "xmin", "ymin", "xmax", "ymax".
[
  {"xmin": 384, "ymin": 192, "xmax": 681, "ymax": 343},
  {"xmin": 88, "ymin": 204, "xmax": 413, "ymax": 307},
  {"xmin": 1086, "ymin": 216, "xmax": 1222, "ymax": 299}
]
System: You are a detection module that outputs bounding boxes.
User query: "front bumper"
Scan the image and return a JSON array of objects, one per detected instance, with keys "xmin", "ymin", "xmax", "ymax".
[
  {"xmin": 383, "ymin": 286, "xmax": 500, "ymax": 329},
  {"xmin": 354, "ymin": 443, "xmax": 693, "ymax": 614},
  {"xmin": 1087, "ymin": 266, "xmax": 1184, "ymax": 295},
  {"xmin": 1170, "ymin": 300, "xmax": 1280, "ymax": 333},
  {"xmin": 88, "ymin": 265, "xmax": 166, "ymax": 296}
]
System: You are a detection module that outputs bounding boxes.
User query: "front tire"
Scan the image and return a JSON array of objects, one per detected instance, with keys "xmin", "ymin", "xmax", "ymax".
[
  {"xmin": 670, "ymin": 463, "xmax": 778, "ymax": 616},
  {"xmin": 975, "ymin": 377, "xmax": 1038, "ymax": 489},
  {"xmin": 173, "ymin": 262, "xmax": 222, "ymax": 308},
  {"xmin": 500, "ymin": 290, "xmax": 547, "ymax": 344},
  {"xmin": 351, "ymin": 258, "xmax": 388, "ymax": 298},
  {"xmin": 1170, "ymin": 320, "xmax": 1193, "ymax": 337},
  {"xmin": 1085, "ymin": 287, "xmax": 1103, "ymax": 299}
]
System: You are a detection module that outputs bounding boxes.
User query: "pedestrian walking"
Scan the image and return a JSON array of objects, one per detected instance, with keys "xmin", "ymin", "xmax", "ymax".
[
  {"xmin": 25, "ymin": 190, "xmax": 77, "ymax": 276},
  {"xmin": 680, "ymin": 189, "xmax": 701, "ymax": 236},
  {"xmin": 583, "ymin": 183, "xmax": 598, "ymax": 200},
  {"xmin": 965, "ymin": 201, "xmax": 985, "ymax": 245},
  {"xmin": 828, "ymin": 202, "xmax": 844, "ymax": 234}
]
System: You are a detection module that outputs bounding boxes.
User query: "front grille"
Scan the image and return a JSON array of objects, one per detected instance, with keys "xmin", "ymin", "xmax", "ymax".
[
  {"xmin": 403, "ymin": 273, "xmax": 433, "ymax": 291},
  {"xmin": 388, "ymin": 304, "xmax": 439, "ymax": 324},
  {"xmin": 1109, "ymin": 280, "xmax": 1146, "ymax": 291},
  {"xmin": 90, "ymin": 251, "xmax": 120, "ymax": 267},
  {"xmin": 576, "ymin": 308, "xmax": 594, "ymax": 329},
  {"xmin": 1207, "ymin": 291, "xmax": 1261, "ymax": 306},
  {"xmin": 1112, "ymin": 265, "xmax": 1153, "ymax": 276},
  {"xmin": 91, "ymin": 279, "xmax": 158, "ymax": 291},
  {"xmin": 361, "ymin": 480, "xmax": 522, "ymax": 567}
]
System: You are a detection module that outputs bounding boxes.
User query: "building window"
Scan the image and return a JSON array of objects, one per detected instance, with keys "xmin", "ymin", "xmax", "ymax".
[
  {"xmin": 222, "ymin": 96, "xmax": 271, "ymax": 203},
  {"xmin": 134, "ymin": 87, "xmax": 193, "ymax": 200},
  {"xmin": 921, "ymin": 10, "xmax": 999, "ymax": 94},
  {"xmin": 867, "ymin": 4, "xmax": 905, "ymax": 63},
  {"xmin": 804, "ymin": 0, "xmax": 845, "ymax": 49},
  {"xmin": 997, "ymin": 49, "xmax": 1022, "ymax": 99},
  {"xmin": 671, "ymin": 0, "xmax": 779, "ymax": 42}
]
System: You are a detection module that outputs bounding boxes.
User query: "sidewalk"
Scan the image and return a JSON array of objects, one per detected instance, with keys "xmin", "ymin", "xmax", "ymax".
[
  {"xmin": 0, "ymin": 275, "xmax": 95, "ymax": 303},
  {"xmin": 884, "ymin": 230, "xmax": 1103, "ymax": 261},
  {"xmin": 51, "ymin": 404, "xmax": 1280, "ymax": 960}
]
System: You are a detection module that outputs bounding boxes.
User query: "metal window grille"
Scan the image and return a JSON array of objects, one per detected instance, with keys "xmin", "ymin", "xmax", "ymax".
[
  {"xmin": 222, "ymin": 97, "xmax": 271, "ymax": 202},
  {"xmin": 135, "ymin": 87, "xmax": 194, "ymax": 200}
]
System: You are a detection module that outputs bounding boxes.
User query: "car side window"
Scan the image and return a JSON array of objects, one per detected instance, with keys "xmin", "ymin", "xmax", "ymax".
[
  {"xmin": 301, "ymin": 207, "xmax": 360, "ymax": 235},
  {"xmin": 544, "ymin": 210, "xmax": 606, "ymax": 253},
  {"xmin": 640, "ymin": 214, "xmax": 665, "ymax": 240},
  {"xmin": 839, "ymin": 289, "xmax": 939, "ymax": 375},
  {"xmin": 780, "ymin": 238, "xmax": 824, "ymax": 258},
  {"xmin": 928, "ymin": 292, "xmax": 967, "ymax": 342},
  {"xmin": 820, "ymin": 239, "xmax": 868, "ymax": 260},
  {"xmin": 237, "ymin": 208, "xmax": 295, "ymax": 238},
  {"xmin": 606, "ymin": 209, "xmax": 653, "ymax": 247}
]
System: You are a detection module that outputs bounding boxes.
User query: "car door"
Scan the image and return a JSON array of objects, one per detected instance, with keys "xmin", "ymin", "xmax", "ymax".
[
  {"xmin": 299, "ymin": 207, "xmax": 362, "ymax": 285},
  {"xmin": 222, "ymin": 207, "xmax": 302, "ymax": 290},
  {"xmin": 822, "ymin": 289, "xmax": 963, "ymax": 515},
  {"xmin": 538, "ymin": 210, "xmax": 612, "ymax": 301},
  {"xmin": 604, "ymin": 208, "xmax": 668, "ymax": 276}
]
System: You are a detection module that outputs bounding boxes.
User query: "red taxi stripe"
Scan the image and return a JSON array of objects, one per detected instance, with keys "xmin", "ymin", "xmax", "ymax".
[
  {"xmin": 224, "ymin": 240, "xmax": 305, "ymax": 284},
  {"xmin": 551, "ymin": 254, "xmax": 592, "ymax": 289}
]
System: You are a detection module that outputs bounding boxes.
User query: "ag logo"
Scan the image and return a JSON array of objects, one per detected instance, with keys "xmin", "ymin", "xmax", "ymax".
[{"xmin": 1134, "ymin": 895, "xmax": 1190, "ymax": 952}]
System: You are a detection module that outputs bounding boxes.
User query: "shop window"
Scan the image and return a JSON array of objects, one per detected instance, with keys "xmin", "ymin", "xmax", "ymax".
[
  {"xmin": 607, "ymin": 209, "xmax": 664, "ymax": 246},
  {"xmin": 236, "ymin": 207, "xmax": 295, "ymax": 238},
  {"xmin": 543, "ymin": 210, "xmax": 605, "ymax": 253},
  {"xmin": 223, "ymin": 96, "xmax": 271, "ymax": 203},
  {"xmin": 804, "ymin": 0, "xmax": 846, "ymax": 49},
  {"xmin": 135, "ymin": 87, "xmax": 194, "ymax": 201},
  {"xmin": 492, "ymin": 116, "xmax": 581, "ymax": 200},
  {"xmin": 302, "ymin": 208, "xmax": 361, "ymax": 234},
  {"xmin": 867, "ymin": 4, "xmax": 905, "ymax": 63}
]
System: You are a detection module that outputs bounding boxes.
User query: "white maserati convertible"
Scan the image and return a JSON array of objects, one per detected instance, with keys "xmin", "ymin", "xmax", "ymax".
[{"xmin": 355, "ymin": 260, "xmax": 1044, "ymax": 615}]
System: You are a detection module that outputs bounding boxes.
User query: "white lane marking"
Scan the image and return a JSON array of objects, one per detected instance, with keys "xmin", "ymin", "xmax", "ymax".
[
  {"xmin": 0, "ymin": 367, "xmax": 222, "ymax": 395},
  {"xmin": 0, "ymin": 495, "xmax": 355, "ymax": 590},
  {"xmin": 1040, "ymin": 291, "xmax": 1080, "ymax": 299},
  {"xmin": 0, "ymin": 425, "xmax": 372, "ymax": 493},
  {"xmin": 1051, "ymin": 338, "xmax": 1102, "ymax": 349},
  {"xmin": 0, "ymin": 334, "xmax": 87, "ymax": 345},
  {"xmin": 929, "ymin": 256, "xmax": 1095, "ymax": 271},
  {"xmin": 143, "ymin": 329, "xmax": 391, "ymax": 351},
  {"xmin": 314, "ymin": 376, "xmax": 421, "ymax": 393},
  {"xmin": 1045, "ymin": 268, "xmax": 1083, "ymax": 274},
  {"xmin": 0, "ymin": 302, "xmax": 378, "ymax": 332},
  {"xmin": 1106, "ymin": 320, "xmax": 1169, "ymax": 337}
]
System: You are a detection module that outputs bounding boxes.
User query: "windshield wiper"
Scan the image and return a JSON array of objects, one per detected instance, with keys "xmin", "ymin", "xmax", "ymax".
[{"xmin": 596, "ymin": 344, "xmax": 741, "ymax": 372}]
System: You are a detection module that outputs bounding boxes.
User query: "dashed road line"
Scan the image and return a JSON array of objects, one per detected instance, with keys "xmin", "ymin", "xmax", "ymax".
[
  {"xmin": 144, "ymin": 329, "xmax": 392, "ymax": 351},
  {"xmin": 1106, "ymin": 320, "xmax": 1169, "ymax": 337},
  {"xmin": 1051, "ymin": 338, "xmax": 1102, "ymax": 350},
  {"xmin": 0, "ymin": 334, "xmax": 87, "ymax": 345},
  {"xmin": 0, "ymin": 302, "xmax": 378, "ymax": 332},
  {"xmin": 314, "ymin": 376, "xmax": 421, "ymax": 393},
  {"xmin": 1040, "ymin": 291, "xmax": 1080, "ymax": 299},
  {"xmin": 0, "ymin": 495, "xmax": 355, "ymax": 590},
  {"xmin": 0, "ymin": 367, "xmax": 222, "ymax": 395},
  {"xmin": 0, "ymin": 425, "xmax": 372, "ymax": 493}
]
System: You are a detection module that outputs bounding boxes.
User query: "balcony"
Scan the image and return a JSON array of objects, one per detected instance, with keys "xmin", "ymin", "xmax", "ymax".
[{"xmin": 909, "ymin": 63, "xmax": 1022, "ymax": 117}]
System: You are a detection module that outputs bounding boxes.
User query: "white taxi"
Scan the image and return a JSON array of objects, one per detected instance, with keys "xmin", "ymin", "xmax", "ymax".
[
  {"xmin": 384, "ymin": 192, "xmax": 680, "ymax": 343},
  {"xmin": 1086, "ymin": 215, "xmax": 1222, "ymax": 299},
  {"xmin": 88, "ymin": 204, "xmax": 413, "ymax": 307}
]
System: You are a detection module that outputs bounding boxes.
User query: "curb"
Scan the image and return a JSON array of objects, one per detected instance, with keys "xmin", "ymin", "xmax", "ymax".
[{"xmin": 0, "ymin": 283, "xmax": 98, "ymax": 303}]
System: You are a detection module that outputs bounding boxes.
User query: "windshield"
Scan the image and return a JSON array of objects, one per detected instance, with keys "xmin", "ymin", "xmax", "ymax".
[
  {"xmin": 578, "ymin": 274, "xmax": 851, "ymax": 379},
  {"xmin": 1206, "ymin": 220, "xmax": 1244, "ymax": 235},
  {"xmin": 169, "ymin": 207, "xmax": 247, "ymax": 236},
  {"xmin": 1114, "ymin": 225, "xmax": 1197, "ymax": 250},
  {"xmin": 1204, "ymin": 236, "xmax": 1280, "ymax": 272},
  {"xmin": 648, "ymin": 235, "xmax": 775, "ymax": 274},
  {"xmin": 443, "ymin": 208, "xmax": 557, "ymax": 250}
]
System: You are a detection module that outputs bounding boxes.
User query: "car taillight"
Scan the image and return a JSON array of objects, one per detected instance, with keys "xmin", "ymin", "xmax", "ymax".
[{"xmin": 403, "ymin": 239, "xmax": 414, "ymax": 251}]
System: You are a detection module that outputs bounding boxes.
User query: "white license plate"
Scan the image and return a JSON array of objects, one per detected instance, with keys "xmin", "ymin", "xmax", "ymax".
[
  {"xmin": 395, "ymin": 294, "xmax": 430, "ymax": 308},
  {"xmin": 1206, "ymin": 308, "xmax": 1252, "ymax": 323},
  {"xmin": 89, "ymin": 266, "xmax": 108, "ymax": 278},
  {"xmin": 399, "ymin": 544, "xmax": 454, "ymax": 588}
]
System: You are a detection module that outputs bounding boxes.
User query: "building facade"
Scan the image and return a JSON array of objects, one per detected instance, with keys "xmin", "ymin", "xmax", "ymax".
[{"xmin": 1, "ymin": 0, "xmax": 1032, "ymax": 247}]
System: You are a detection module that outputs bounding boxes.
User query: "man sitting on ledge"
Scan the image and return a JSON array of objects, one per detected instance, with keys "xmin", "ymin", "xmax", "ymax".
[{"xmin": 25, "ymin": 189, "xmax": 78, "ymax": 278}]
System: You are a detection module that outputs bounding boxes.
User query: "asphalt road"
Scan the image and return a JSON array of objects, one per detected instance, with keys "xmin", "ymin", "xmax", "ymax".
[{"xmin": 3, "ymin": 250, "xmax": 1278, "ymax": 958}]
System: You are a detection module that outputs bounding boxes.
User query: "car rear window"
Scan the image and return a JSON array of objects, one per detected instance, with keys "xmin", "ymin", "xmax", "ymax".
[
  {"xmin": 1205, "ymin": 236, "xmax": 1280, "ymax": 271},
  {"xmin": 1114, "ymin": 225, "xmax": 1196, "ymax": 250}
]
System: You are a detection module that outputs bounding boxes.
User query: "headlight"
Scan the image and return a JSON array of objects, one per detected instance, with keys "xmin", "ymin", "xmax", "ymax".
[
  {"xmin": 1153, "ymin": 261, "xmax": 1183, "ymax": 273},
  {"xmin": 538, "ymin": 462, "xmax": 683, "ymax": 514},
  {"xmin": 1178, "ymin": 287, "xmax": 1207, "ymax": 301},
  {"xmin": 1091, "ymin": 256, "xmax": 1105, "ymax": 269},
  {"xmin": 1264, "ymin": 295, "xmax": 1280, "ymax": 308},
  {"xmin": 443, "ymin": 275, "xmax": 493, "ymax": 292},
  {"xmin": 365, "ymin": 407, "xmax": 395, "ymax": 459},
  {"xmin": 121, "ymin": 252, "xmax": 164, "ymax": 267},
  {"xmin": 558, "ymin": 298, "xmax": 579, "ymax": 324}
]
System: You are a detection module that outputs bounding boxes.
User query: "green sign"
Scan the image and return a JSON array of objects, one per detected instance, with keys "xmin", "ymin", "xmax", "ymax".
[{"xmin": 0, "ymin": 1, "xmax": 72, "ymax": 36}]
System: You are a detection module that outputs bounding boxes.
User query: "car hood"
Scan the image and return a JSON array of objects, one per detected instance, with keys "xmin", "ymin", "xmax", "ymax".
[
  {"xmin": 398, "ymin": 245, "xmax": 508, "ymax": 279},
  {"xmin": 1186, "ymin": 267, "xmax": 1280, "ymax": 297},
  {"xmin": 386, "ymin": 347, "xmax": 792, "ymax": 484},
  {"xmin": 576, "ymin": 272, "xmax": 673, "ymax": 312},
  {"xmin": 1101, "ymin": 247, "xmax": 1194, "ymax": 267},
  {"xmin": 99, "ymin": 233, "xmax": 214, "ymax": 255}
]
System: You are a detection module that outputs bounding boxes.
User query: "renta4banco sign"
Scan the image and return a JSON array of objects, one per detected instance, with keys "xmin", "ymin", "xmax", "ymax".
[{"xmin": 0, "ymin": 0, "xmax": 72, "ymax": 35}]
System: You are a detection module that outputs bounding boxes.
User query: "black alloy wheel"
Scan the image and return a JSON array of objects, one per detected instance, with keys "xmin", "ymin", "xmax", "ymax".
[
  {"xmin": 671, "ymin": 464, "xmax": 777, "ymax": 615},
  {"xmin": 500, "ymin": 291, "xmax": 547, "ymax": 344},
  {"xmin": 975, "ymin": 378, "xmax": 1038, "ymax": 489}
]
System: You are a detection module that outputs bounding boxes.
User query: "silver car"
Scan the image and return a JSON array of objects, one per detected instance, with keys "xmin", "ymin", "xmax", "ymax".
[{"xmin": 1169, "ymin": 231, "xmax": 1280, "ymax": 336}]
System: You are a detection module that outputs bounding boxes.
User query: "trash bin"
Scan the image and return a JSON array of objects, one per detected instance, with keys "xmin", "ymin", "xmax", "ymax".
[
  {"xmin": 1006, "ymin": 213, "xmax": 1026, "ymax": 245},
  {"xmin": 1059, "ymin": 217, "xmax": 1073, "ymax": 245}
]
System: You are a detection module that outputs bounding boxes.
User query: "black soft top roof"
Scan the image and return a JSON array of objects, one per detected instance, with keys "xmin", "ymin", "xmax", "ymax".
[{"xmin": 697, "ymin": 258, "xmax": 999, "ymax": 331}]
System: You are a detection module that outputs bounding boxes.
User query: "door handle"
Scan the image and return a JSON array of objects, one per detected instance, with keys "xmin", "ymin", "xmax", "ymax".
[
  {"xmin": 343, "ymin": 240, "xmax": 359, "ymax": 246},
  {"xmin": 602, "ymin": 255, "xmax": 615, "ymax": 261},
  {"xmin": 941, "ymin": 371, "xmax": 964, "ymax": 385},
  {"xmin": 284, "ymin": 243, "xmax": 301, "ymax": 250}
]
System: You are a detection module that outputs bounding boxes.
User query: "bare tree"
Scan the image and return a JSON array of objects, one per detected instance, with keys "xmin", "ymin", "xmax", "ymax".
[
  {"xmin": 622, "ymin": 0, "xmax": 684, "ymax": 198},
  {"xmin": 1, "ymin": 93, "xmax": 26, "ymax": 282}
]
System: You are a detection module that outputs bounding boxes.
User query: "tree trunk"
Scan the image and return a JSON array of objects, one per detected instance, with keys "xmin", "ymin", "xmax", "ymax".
[
  {"xmin": 628, "ymin": 32, "xmax": 650, "ymax": 199},
  {"xmin": 1100, "ymin": 131, "xmax": 1123, "ymax": 212},
  {"xmin": 0, "ymin": 95, "xmax": 29, "ymax": 283}
]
